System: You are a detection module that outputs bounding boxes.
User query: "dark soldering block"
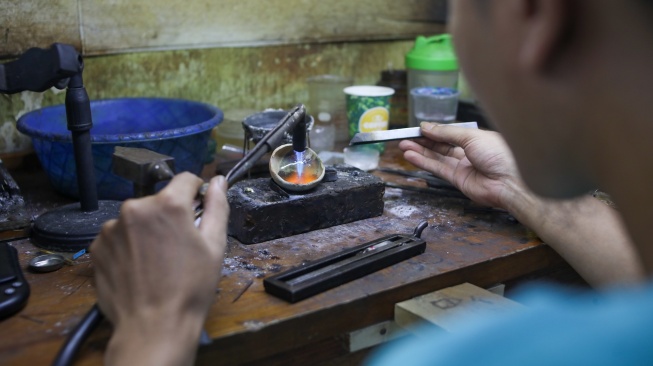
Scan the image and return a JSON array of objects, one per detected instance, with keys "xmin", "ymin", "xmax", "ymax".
[{"xmin": 228, "ymin": 165, "xmax": 385, "ymax": 244}]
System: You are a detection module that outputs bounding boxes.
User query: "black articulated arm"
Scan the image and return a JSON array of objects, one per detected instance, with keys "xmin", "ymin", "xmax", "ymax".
[
  {"xmin": 0, "ymin": 43, "xmax": 98, "ymax": 212},
  {"xmin": 0, "ymin": 43, "xmax": 82, "ymax": 94}
]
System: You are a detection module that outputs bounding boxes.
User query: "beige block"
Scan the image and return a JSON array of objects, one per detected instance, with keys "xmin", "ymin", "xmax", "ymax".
[
  {"xmin": 395, "ymin": 283, "xmax": 522, "ymax": 333},
  {"xmin": 345, "ymin": 320, "xmax": 407, "ymax": 353}
]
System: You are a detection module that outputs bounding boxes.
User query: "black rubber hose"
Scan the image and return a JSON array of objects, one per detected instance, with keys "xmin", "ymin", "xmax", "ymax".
[
  {"xmin": 51, "ymin": 302, "xmax": 212, "ymax": 365},
  {"xmin": 52, "ymin": 304, "xmax": 103, "ymax": 366}
]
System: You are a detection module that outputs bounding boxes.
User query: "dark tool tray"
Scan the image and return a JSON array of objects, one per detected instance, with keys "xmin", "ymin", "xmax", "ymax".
[{"xmin": 264, "ymin": 224, "xmax": 427, "ymax": 303}]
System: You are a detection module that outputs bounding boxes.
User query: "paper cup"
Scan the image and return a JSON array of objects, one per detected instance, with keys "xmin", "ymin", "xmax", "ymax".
[{"xmin": 344, "ymin": 86, "xmax": 394, "ymax": 152}]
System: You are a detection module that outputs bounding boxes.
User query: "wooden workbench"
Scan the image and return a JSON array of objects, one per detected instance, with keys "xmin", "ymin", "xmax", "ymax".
[{"xmin": 0, "ymin": 142, "xmax": 581, "ymax": 365}]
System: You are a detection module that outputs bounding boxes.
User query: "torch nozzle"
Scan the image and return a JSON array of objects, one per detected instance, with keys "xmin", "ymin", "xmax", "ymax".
[{"xmin": 292, "ymin": 114, "xmax": 308, "ymax": 153}]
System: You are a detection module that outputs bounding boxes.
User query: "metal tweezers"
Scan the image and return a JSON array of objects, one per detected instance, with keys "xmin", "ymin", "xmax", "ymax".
[{"xmin": 372, "ymin": 167, "xmax": 469, "ymax": 200}]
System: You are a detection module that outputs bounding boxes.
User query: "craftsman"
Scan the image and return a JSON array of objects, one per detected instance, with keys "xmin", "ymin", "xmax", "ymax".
[
  {"xmin": 366, "ymin": 0, "xmax": 653, "ymax": 364},
  {"xmin": 89, "ymin": 0, "xmax": 653, "ymax": 365}
]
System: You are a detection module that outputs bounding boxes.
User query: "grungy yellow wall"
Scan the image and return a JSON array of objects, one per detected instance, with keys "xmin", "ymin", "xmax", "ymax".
[
  {"xmin": 0, "ymin": 0, "xmax": 446, "ymax": 57},
  {"xmin": 82, "ymin": 41, "xmax": 416, "ymax": 111},
  {"xmin": 0, "ymin": 0, "xmax": 447, "ymax": 154}
]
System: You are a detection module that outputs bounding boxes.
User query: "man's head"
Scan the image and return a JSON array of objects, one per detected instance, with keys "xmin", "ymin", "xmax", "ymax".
[{"xmin": 449, "ymin": 0, "xmax": 653, "ymax": 198}]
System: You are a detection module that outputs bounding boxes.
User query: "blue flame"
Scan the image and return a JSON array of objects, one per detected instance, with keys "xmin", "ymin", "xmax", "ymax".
[{"xmin": 294, "ymin": 150, "xmax": 305, "ymax": 178}]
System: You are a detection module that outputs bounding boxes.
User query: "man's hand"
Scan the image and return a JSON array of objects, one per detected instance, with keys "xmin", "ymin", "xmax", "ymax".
[
  {"xmin": 399, "ymin": 122, "xmax": 522, "ymax": 209},
  {"xmin": 90, "ymin": 173, "xmax": 229, "ymax": 366},
  {"xmin": 400, "ymin": 122, "xmax": 644, "ymax": 286}
]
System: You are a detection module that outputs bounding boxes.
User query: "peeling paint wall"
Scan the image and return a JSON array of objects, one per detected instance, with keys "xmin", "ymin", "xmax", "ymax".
[
  {"xmin": 0, "ymin": 92, "xmax": 44, "ymax": 153},
  {"xmin": 0, "ymin": 0, "xmax": 446, "ymax": 57}
]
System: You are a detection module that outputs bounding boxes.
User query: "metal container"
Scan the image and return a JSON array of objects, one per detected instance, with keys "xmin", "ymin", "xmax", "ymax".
[{"xmin": 243, "ymin": 110, "xmax": 313, "ymax": 144}]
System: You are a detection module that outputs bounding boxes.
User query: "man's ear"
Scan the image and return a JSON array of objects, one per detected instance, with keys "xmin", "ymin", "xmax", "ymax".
[{"xmin": 519, "ymin": 0, "xmax": 575, "ymax": 73}]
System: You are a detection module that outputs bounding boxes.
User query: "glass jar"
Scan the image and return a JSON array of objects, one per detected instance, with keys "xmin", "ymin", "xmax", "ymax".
[{"xmin": 306, "ymin": 75, "xmax": 352, "ymax": 144}]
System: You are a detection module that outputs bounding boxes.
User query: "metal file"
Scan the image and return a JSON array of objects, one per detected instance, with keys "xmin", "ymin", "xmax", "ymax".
[{"xmin": 349, "ymin": 122, "xmax": 478, "ymax": 145}]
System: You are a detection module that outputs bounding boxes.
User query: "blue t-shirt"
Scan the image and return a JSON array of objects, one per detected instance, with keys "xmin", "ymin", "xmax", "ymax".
[{"xmin": 366, "ymin": 282, "xmax": 653, "ymax": 365}]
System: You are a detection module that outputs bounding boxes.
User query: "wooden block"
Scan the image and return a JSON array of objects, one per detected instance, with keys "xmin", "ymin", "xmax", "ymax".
[
  {"xmin": 395, "ymin": 283, "xmax": 522, "ymax": 333},
  {"xmin": 345, "ymin": 320, "xmax": 407, "ymax": 353}
]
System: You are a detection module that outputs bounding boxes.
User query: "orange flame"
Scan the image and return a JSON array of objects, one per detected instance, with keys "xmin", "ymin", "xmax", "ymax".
[{"xmin": 280, "ymin": 171, "xmax": 319, "ymax": 185}]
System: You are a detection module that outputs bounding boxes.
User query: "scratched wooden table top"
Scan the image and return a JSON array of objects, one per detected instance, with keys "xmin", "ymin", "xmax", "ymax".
[{"xmin": 0, "ymin": 142, "xmax": 567, "ymax": 365}]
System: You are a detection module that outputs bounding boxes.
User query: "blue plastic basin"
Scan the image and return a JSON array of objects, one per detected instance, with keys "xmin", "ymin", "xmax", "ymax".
[{"xmin": 17, "ymin": 98, "xmax": 223, "ymax": 200}]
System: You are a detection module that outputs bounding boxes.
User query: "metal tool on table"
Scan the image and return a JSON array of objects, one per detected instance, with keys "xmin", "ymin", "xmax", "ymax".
[
  {"xmin": 28, "ymin": 253, "xmax": 66, "ymax": 273},
  {"xmin": 113, "ymin": 147, "xmax": 176, "ymax": 197},
  {"xmin": 349, "ymin": 121, "xmax": 478, "ymax": 145},
  {"xmin": 114, "ymin": 146, "xmax": 205, "ymax": 221},
  {"xmin": 373, "ymin": 167, "xmax": 469, "ymax": 200},
  {"xmin": 373, "ymin": 167, "xmax": 458, "ymax": 191},
  {"xmin": 264, "ymin": 221, "xmax": 429, "ymax": 303}
]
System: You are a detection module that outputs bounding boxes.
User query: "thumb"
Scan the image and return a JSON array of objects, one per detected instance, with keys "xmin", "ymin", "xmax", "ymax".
[{"xmin": 198, "ymin": 175, "xmax": 230, "ymax": 248}]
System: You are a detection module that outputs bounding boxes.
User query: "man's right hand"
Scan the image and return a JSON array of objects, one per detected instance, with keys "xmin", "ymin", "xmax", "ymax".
[
  {"xmin": 400, "ymin": 122, "xmax": 644, "ymax": 286},
  {"xmin": 399, "ymin": 122, "xmax": 523, "ymax": 209}
]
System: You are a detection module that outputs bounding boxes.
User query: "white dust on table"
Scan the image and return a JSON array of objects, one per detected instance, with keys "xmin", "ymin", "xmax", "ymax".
[
  {"xmin": 222, "ymin": 257, "xmax": 239, "ymax": 275},
  {"xmin": 386, "ymin": 204, "xmax": 419, "ymax": 218},
  {"xmin": 243, "ymin": 320, "xmax": 266, "ymax": 331}
]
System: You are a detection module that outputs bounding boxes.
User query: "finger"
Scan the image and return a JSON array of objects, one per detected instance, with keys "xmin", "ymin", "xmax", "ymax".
[
  {"xmin": 419, "ymin": 121, "xmax": 485, "ymax": 148},
  {"xmin": 404, "ymin": 139, "xmax": 464, "ymax": 176},
  {"xmin": 90, "ymin": 252, "xmax": 117, "ymax": 307},
  {"xmin": 400, "ymin": 139, "xmax": 466, "ymax": 160},
  {"xmin": 399, "ymin": 137, "xmax": 439, "ymax": 153},
  {"xmin": 404, "ymin": 150, "xmax": 460, "ymax": 183},
  {"xmin": 93, "ymin": 272, "xmax": 117, "ymax": 324},
  {"xmin": 430, "ymin": 143, "xmax": 465, "ymax": 160},
  {"xmin": 160, "ymin": 172, "xmax": 204, "ymax": 204},
  {"xmin": 198, "ymin": 175, "xmax": 230, "ymax": 250},
  {"xmin": 89, "ymin": 218, "xmax": 117, "ymax": 259}
]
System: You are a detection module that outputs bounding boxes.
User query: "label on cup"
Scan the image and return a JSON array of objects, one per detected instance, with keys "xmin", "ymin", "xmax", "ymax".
[
  {"xmin": 359, "ymin": 107, "xmax": 389, "ymax": 133},
  {"xmin": 344, "ymin": 85, "xmax": 394, "ymax": 153}
]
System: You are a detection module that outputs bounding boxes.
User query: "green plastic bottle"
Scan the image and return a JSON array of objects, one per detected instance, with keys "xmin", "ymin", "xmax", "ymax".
[{"xmin": 405, "ymin": 34, "xmax": 459, "ymax": 127}]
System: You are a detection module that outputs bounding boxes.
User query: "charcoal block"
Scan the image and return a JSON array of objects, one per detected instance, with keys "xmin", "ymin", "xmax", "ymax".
[{"xmin": 228, "ymin": 165, "xmax": 384, "ymax": 244}]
